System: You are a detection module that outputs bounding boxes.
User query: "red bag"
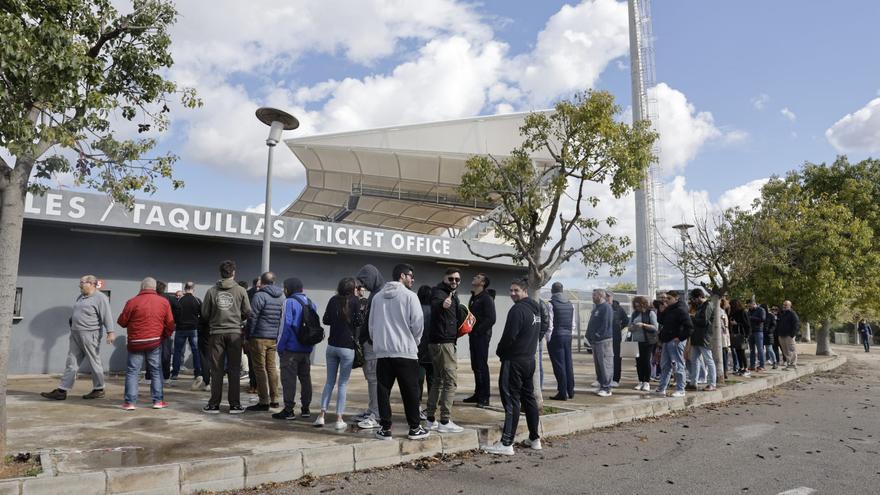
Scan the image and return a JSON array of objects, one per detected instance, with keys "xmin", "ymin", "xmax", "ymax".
[{"xmin": 458, "ymin": 305, "xmax": 476, "ymax": 337}]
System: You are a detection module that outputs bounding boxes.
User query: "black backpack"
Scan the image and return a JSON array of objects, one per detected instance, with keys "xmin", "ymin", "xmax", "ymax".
[{"xmin": 293, "ymin": 296, "xmax": 324, "ymax": 345}]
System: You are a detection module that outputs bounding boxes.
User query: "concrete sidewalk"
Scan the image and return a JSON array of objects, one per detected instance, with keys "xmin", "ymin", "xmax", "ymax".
[{"xmin": 2, "ymin": 344, "xmax": 846, "ymax": 494}]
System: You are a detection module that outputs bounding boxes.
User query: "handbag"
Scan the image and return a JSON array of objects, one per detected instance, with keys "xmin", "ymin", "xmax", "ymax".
[
  {"xmin": 620, "ymin": 341, "xmax": 640, "ymax": 358},
  {"xmin": 352, "ymin": 341, "xmax": 365, "ymax": 369},
  {"xmin": 457, "ymin": 305, "xmax": 476, "ymax": 337}
]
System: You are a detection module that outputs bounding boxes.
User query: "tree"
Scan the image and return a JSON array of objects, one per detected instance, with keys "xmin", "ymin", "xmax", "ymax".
[
  {"xmin": 606, "ymin": 281, "xmax": 637, "ymax": 293},
  {"xmin": 458, "ymin": 90, "xmax": 657, "ymax": 291},
  {"xmin": 0, "ymin": 0, "xmax": 198, "ymax": 457},
  {"xmin": 742, "ymin": 169, "xmax": 874, "ymax": 355}
]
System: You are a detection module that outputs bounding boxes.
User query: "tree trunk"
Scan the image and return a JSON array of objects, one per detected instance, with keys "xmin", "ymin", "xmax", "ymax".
[
  {"xmin": 527, "ymin": 266, "xmax": 545, "ymax": 411},
  {"xmin": 709, "ymin": 294, "xmax": 724, "ymax": 384},
  {"xmin": 802, "ymin": 321, "xmax": 811, "ymax": 343},
  {"xmin": 815, "ymin": 319, "xmax": 833, "ymax": 356},
  {"xmin": 0, "ymin": 178, "xmax": 27, "ymax": 459}
]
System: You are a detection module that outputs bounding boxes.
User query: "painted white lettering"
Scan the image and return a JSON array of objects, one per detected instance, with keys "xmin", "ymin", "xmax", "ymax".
[
  {"xmin": 334, "ymin": 227, "xmax": 347, "ymax": 245},
  {"xmin": 349, "ymin": 228, "xmax": 361, "ymax": 247},
  {"xmin": 391, "ymin": 233, "xmax": 405, "ymax": 250},
  {"xmin": 406, "ymin": 235, "xmax": 415, "ymax": 251},
  {"xmin": 45, "ymin": 193, "xmax": 62, "ymax": 216},
  {"xmin": 24, "ymin": 193, "xmax": 39, "ymax": 214},
  {"xmin": 132, "ymin": 203, "xmax": 146, "ymax": 223},
  {"xmin": 193, "ymin": 211, "xmax": 210, "ymax": 231},
  {"xmin": 415, "ymin": 236, "xmax": 425, "ymax": 253},
  {"xmin": 253, "ymin": 218, "xmax": 265, "ymax": 236},
  {"xmin": 68, "ymin": 196, "xmax": 85, "ymax": 219},
  {"xmin": 239, "ymin": 215, "xmax": 252, "ymax": 235},
  {"xmin": 215, "ymin": 211, "xmax": 223, "ymax": 232},
  {"xmin": 224, "ymin": 214, "xmax": 237, "ymax": 233},
  {"xmin": 362, "ymin": 230, "xmax": 372, "ymax": 248},
  {"xmin": 374, "ymin": 232, "xmax": 384, "ymax": 248},
  {"xmin": 313, "ymin": 225, "xmax": 325, "ymax": 243},
  {"xmin": 168, "ymin": 208, "xmax": 189, "ymax": 230},
  {"xmin": 145, "ymin": 205, "xmax": 166, "ymax": 226},
  {"xmin": 272, "ymin": 219, "xmax": 285, "ymax": 239},
  {"xmin": 442, "ymin": 239, "xmax": 451, "ymax": 255}
]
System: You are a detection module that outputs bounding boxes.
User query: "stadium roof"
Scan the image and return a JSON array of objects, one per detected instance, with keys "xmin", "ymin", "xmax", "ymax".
[{"xmin": 281, "ymin": 111, "xmax": 554, "ymax": 236}]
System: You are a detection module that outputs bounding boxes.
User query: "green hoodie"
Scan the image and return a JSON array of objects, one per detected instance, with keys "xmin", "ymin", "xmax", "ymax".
[{"xmin": 202, "ymin": 278, "xmax": 252, "ymax": 335}]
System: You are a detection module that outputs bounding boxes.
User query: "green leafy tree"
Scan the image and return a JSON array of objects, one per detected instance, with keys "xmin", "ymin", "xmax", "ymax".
[
  {"xmin": 0, "ymin": 0, "xmax": 198, "ymax": 456},
  {"xmin": 606, "ymin": 281, "xmax": 637, "ymax": 293},
  {"xmin": 458, "ymin": 90, "xmax": 657, "ymax": 291},
  {"xmin": 742, "ymin": 168, "xmax": 874, "ymax": 355}
]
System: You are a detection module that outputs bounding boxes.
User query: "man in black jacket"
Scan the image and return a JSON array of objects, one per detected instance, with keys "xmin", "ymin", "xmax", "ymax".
[
  {"xmin": 776, "ymin": 300, "xmax": 800, "ymax": 370},
  {"xmin": 152, "ymin": 280, "xmax": 179, "ymax": 381},
  {"xmin": 685, "ymin": 289, "xmax": 717, "ymax": 391},
  {"xmin": 173, "ymin": 282, "xmax": 203, "ymax": 389},
  {"xmin": 464, "ymin": 273, "xmax": 496, "ymax": 407},
  {"xmin": 425, "ymin": 267, "xmax": 464, "ymax": 433},
  {"xmin": 481, "ymin": 278, "xmax": 541, "ymax": 456},
  {"xmin": 608, "ymin": 291, "xmax": 629, "ymax": 386},
  {"xmin": 654, "ymin": 291, "xmax": 692, "ymax": 397}
]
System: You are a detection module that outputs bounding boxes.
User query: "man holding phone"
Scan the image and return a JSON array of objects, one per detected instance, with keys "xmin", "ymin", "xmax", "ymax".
[{"xmin": 425, "ymin": 267, "xmax": 465, "ymax": 433}]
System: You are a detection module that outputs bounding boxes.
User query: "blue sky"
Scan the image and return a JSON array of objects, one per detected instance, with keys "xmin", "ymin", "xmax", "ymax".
[{"xmin": 16, "ymin": 0, "xmax": 880, "ymax": 284}]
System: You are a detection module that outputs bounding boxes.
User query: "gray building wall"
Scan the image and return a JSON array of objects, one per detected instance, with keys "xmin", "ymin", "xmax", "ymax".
[{"xmin": 11, "ymin": 221, "xmax": 525, "ymax": 375}]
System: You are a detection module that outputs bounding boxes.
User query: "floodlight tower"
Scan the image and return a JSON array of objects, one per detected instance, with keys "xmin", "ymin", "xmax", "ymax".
[{"xmin": 628, "ymin": 0, "xmax": 661, "ymax": 299}]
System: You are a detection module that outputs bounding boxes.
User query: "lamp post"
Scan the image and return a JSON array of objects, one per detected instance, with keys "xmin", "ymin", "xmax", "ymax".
[
  {"xmin": 255, "ymin": 107, "xmax": 299, "ymax": 274},
  {"xmin": 672, "ymin": 223, "xmax": 694, "ymax": 295}
]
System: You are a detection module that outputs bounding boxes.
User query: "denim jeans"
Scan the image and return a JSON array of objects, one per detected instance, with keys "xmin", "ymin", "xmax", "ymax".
[
  {"xmin": 764, "ymin": 345, "xmax": 777, "ymax": 365},
  {"xmin": 749, "ymin": 331, "xmax": 766, "ymax": 368},
  {"xmin": 320, "ymin": 345, "xmax": 355, "ymax": 415},
  {"xmin": 172, "ymin": 330, "xmax": 200, "ymax": 377},
  {"xmin": 657, "ymin": 340, "xmax": 686, "ymax": 393},
  {"xmin": 687, "ymin": 345, "xmax": 716, "ymax": 387},
  {"xmin": 125, "ymin": 346, "xmax": 163, "ymax": 404}
]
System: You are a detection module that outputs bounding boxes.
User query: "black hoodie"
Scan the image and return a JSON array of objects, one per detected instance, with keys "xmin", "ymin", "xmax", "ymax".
[
  {"xmin": 429, "ymin": 282, "xmax": 460, "ymax": 344},
  {"xmin": 497, "ymin": 297, "xmax": 540, "ymax": 361},
  {"xmin": 658, "ymin": 299, "xmax": 693, "ymax": 343},
  {"xmin": 356, "ymin": 264, "xmax": 385, "ymax": 345}
]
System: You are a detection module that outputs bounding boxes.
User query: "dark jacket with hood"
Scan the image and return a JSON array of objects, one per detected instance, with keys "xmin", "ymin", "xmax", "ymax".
[
  {"xmin": 497, "ymin": 297, "xmax": 541, "ymax": 361},
  {"xmin": 247, "ymin": 284, "xmax": 285, "ymax": 340},
  {"xmin": 356, "ymin": 264, "xmax": 385, "ymax": 346},
  {"xmin": 323, "ymin": 294, "xmax": 363, "ymax": 350},
  {"xmin": 690, "ymin": 300, "xmax": 713, "ymax": 348},
  {"xmin": 776, "ymin": 309, "xmax": 800, "ymax": 338},
  {"xmin": 468, "ymin": 289, "xmax": 496, "ymax": 338},
  {"xmin": 201, "ymin": 278, "xmax": 251, "ymax": 335},
  {"xmin": 729, "ymin": 308, "xmax": 752, "ymax": 339},
  {"xmin": 429, "ymin": 282, "xmax": 460, "ymax": 344},
  {"xmin": 658, "ymin": 299, "xmax": 693, "ymax": 343}
]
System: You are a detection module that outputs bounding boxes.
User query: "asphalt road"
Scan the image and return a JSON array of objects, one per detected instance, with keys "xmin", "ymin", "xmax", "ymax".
[{"xmin": 232, "ymin": 352, "xmax": 880, "ymax": 495}]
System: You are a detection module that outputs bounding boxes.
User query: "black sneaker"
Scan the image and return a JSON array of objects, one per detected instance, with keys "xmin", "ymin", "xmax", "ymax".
[
  {"xmin": 548, "ymin": 393, "xmax": 567, "ymax": 401},
  {"xmin": 245, "ymin": 404, "xmax": 270, "ymax": 412},
  {"xmin": 375, "ymin": 428, "xmax": 393, "ymax": 441},
  {"xmin": 462, "ymin": 396, "xmax": 478, "ymax": 403},
  {"xmin": 300, "ymin": 408, "xmax": 311, "ymax": 418},
  {"xmin": 229, "ymin": 405, "xmax": 245, "ymax": 414},
  {"xmin": 476, "ymin": 401, "xmax": 491, "ymax": 408},
  {"xmin": 82, "ymin": 389, "xmax": 105, "ymax": 400},
  {"xmin": 408, "ymin": 426, "xmax": 430, "ymax": 440},
  {"xmin": 203, "ymin": 404, "xmax": 220, "ymax": 414},
  {"xmin": 269, "ymin": 402, "xmax": 280, "ymax": 408},
  {"xmin": 41, "ymin": 389, "xmax": 67, "ymax": 400},
  {"xmin": 272, "ymin": 408, "xmax": 296, "ymax": 420}
]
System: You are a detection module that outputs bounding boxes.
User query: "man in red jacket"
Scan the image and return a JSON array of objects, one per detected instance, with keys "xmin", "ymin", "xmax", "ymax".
[{"xmin": 116, "ymin": 277, "xmax": 175, "ymax": 410}]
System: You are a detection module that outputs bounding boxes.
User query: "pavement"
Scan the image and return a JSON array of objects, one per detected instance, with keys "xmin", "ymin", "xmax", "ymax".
[
  {"xmin": 3, "ymin": 343, "xmax": 847, "ymax": 494},
  {"xmin": 261, "ymin": 346, "xmax": 880, "ymax": 495}
]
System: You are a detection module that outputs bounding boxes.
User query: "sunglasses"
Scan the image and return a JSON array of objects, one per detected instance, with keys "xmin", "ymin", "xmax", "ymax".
[{"xmin": 446, "ymin": 277, "xmax": 460, "ymax": 282}]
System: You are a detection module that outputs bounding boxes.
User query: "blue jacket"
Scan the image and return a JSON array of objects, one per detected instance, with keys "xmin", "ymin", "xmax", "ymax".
[
  {"xmin": 549, "ymin": 292, "xmax": 574, "ymax": 338},
  {"xmin": 277, "ymin": 293, "xmax": 317, "ymax": 353},
  {"xmin": 586, "ymin": 302, "xmax": 613, "ymax": 342},
  {"xmin": 247, "ymin": 285, "xmax": 285, "ymax": 340}
]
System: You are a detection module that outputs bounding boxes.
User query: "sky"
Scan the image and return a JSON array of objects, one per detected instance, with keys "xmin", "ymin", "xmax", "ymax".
[{"xmin": 21, "ymin": 0, "xmax": 880, "ymax": 289}]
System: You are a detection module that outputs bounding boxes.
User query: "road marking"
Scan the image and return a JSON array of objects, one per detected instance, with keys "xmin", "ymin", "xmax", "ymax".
[{"xmin": 777, "ymin": 488, "xmax": 816, "ymax": 495}]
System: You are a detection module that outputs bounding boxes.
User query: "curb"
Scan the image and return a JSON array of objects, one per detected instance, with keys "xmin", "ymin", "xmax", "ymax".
[{"xmin": 0, "ymin": 356, "xmax": 846, "ymax": 494}]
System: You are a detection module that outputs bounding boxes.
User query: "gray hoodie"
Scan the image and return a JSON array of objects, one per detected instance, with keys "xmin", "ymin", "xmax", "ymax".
[{"xmin": 368, "ymin": 281, "xmax": 423, "ymax": 360}]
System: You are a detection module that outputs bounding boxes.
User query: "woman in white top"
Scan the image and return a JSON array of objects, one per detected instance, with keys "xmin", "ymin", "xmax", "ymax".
[{"xmin": 629, "ymin": 296, "xmax": 658, "ymax": 391}]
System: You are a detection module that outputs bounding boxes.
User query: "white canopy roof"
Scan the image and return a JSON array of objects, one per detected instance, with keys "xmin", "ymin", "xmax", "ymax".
[{"xmin": 282, "ymin": 111, "xmax": 554, "ymax": 235}]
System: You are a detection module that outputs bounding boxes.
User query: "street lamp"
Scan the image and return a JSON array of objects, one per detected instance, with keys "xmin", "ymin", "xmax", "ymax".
[
  {"xmin": 672, "ymin": 223, "xmax": 694, "ymax": 295},
  {"xmin": 255, "ymin": 107, "xmax": 299, "ymax": 274}
]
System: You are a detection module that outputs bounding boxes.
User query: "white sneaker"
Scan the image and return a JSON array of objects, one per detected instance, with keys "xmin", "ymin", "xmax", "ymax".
[
  {"xmin": 524, "ymin": 438, "xmax": 542, "ymax": 450},
  {"xmin": 610, "ymin": 381, "xmax": 620, "ymax": 388},
  {"xmin": 419, "ymin": 409, "xmax": 427, "ymax": 420},
  {"xmin": 634, "ymin": 383, "xmax": 644, "ymax": 391},
  {"xmin": 591, "ymin": 380, "xmax": 600, "ymax": 387},
  {"xmin": 201, "ymin": 383, "xmax": 211, "ymax": 391},
  {"xmin": 671, "ymin": 390, "xmax": 686, "ymax": 398},
  {"xmin": 438, "ymin": 420, "xmax": 464, "ymax": 433},
  {"xmin": 191, "ymin": 377, "xmax": 204, "ymax": 391},
  {"xmin": 313, "ymin": 416, "xmax": 325, "ymax": 427},
  {"xmin": 425, "ymin": 420, "xmax": 439, "ymax": 431},
  {"xmin": 642, "ymin": 383, "xmax": 651, "ymax": 392},
  {"xmin": 334, "ymin": 420, "xmax": 347, "ymax": 431},
  {"xmin": 596, "ymin": 389, "xmax": 612, "ymax": 397},
  {"xmin": 482, "ymin": 441, "xmax": 514, "ymax": 456},
  {"xmin": 357, "ymin": 417, "xmax": 380, "ymax": 429}
]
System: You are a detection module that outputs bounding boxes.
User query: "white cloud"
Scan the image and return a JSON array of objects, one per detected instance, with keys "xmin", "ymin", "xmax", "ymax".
[
  {"xmin": 751, "ymin": 93, "xmax": 769, "ymax": 110},
  {"xmin": 649, "ymin": 83, "xmax": 722, "ymax": 175},
  {"xmin": 825, "ymin": 97, "xmax": 880, "ymax": 153},
  {"xmin": 244, "ymin": 203, "xmax": 278, "ymax": 215},
  {"xmin": 509, "ymin": 0, "xmax": 630, "ymax": 105},
  {"xmin": 722, "ymin": 130, "xmax": 750, "ymax": 145},
  {"xmin": 781, "ymin": 107, "xmax": 797, "ymax": 121},
  {"xmin": 716, "ymin": 178, "xmax": 768, "ymax": 212}
]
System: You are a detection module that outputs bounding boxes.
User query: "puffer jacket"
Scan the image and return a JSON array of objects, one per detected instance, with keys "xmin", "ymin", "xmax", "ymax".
[
  {"xmin": 247, "ymin": 284, "xmax": 285, "ymax": 340},
  {"xmin": 658, "ymin": 299, "xmax": 694, "ymax": 343}
]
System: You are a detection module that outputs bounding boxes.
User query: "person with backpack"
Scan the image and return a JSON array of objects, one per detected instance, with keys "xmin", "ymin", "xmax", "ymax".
[
  {"xmin": 272, "ymin": 277, "xmax": 319, "ymax": 420},
  {"xmin": 314, "ymin": 277, "xmax": 363, "ymax": 430}
]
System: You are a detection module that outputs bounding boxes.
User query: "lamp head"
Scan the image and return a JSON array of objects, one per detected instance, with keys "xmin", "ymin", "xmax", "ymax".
[{"xmin": 256, "ymin": 107, "xmax": 299, "ymax": 146}]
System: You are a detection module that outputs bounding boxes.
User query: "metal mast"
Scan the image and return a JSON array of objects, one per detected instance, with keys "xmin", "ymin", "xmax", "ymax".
[{"xmin": 628, "ymin": 0, "xmax": 661, "ymax": 298}]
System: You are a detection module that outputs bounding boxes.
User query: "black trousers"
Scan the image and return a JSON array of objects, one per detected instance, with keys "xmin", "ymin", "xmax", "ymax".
[
  {"xmin": 548, "ymin": 335, "xmax": 574, "ymax": 397},
  {"xmin": 209, "ymin": 333, "xmax": 242, "ymax": 407},
  {"xmin": 377, "ymin": 357, "xmax": 422, "ymax": 430},
  {"xmin": 612, "ymin": 328, "xmax": 622, "ymax": 382},
  {"xmin": 198, "ymin": 329, "xmax": 212, "ymax": 385},
  {"xmin": 499, "ymin": 358, "xmax": 540, "ymax": 446},
  {"xmin": 418, "ymin": 362, "xmax": 434, "ymax": 404},
  {"xmin": 145, "ymin": 337, "xmax": 173, "ymax": 381},
  {"xmin": 635, "ymin": 342, "xmax": 654, "ymax": 382},
  {"xmin": 469, "ymin": 332, "xmax": 492, "ymax": 402}
]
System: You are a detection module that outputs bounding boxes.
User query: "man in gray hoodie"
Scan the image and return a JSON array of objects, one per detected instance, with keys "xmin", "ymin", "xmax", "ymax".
[
  {"xmin": 368, "ymin": 263, "xmax": 429, "ymax": 441},
  {"xmin": 354, "ymin": 264, "xmax": 384, "ymax": 429}
]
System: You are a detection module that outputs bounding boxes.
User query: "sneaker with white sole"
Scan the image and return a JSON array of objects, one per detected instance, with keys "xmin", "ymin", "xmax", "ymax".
[
  {"xmin": 425, "ymin": 420, "xmax": 439, "ymax": 431},
  {"xmin": 641, "ymin": 383, "xmax": 651, "ymax": 392},
  {"xmin": 313, "ymin": 416, "xmax": 325, "ymax": 427},
  {"xmin": 525, "ymin": 438, "xmax": 542, "ymax": 450},
  {"xmin": 590, "ymin": 380, "xmax": 600, "ymax": 387},
  {"xmin": 191, "ymin": 377, "xmax": 204, "ymax": 391},
  {"xmin": 334, "ymin": 420, "xmax": 347, "ymax": 431},
  {"xmin": 596, "ymin": 389, "xmax": 612, "ymax": 397},
  {"xmin": 408, "ymin": 426, "xmax": 430, "ymax": 440},
  {"xmin": 671, "ymin": 390, "xmax": 686, "ymax": 398},
  {"xmin": 438, "ymin": 420, "xmax": 464, "ymax": 433},
  {"xmin": 375, "ymin": 429, "xmax": 393, "ymax": 440},
  {"xmin": 610, "ymin": 381, "xmax": 620, "ymax": 388},
  {"xmin": 419, "ymin": 409, "xmax": 427, "ymax": 420},
  {"xmin": 482, "ymin": 441, "xmax": 514, "ymax": 456},
  {"xmin": 357, "ymin": 417, "xmax": 380, "ymax": 429}
]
